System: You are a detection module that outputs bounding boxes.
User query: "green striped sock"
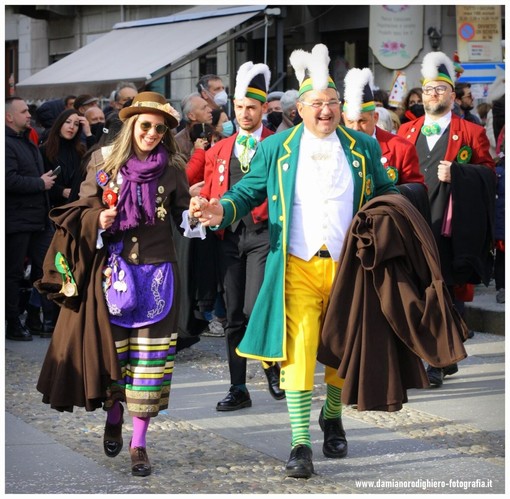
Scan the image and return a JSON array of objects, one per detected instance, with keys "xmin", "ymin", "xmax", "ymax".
[
  {"xmin": 323, "ymin": 384, "xmax": 342, "ymax": 420},
  {"xmin": 286, "ymin": 390, "xmax": 313, "ymax": 448}
]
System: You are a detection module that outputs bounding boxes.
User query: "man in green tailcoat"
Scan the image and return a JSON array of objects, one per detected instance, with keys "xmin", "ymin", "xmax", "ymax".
[{"xmin": 191, "ymin": 44, "xmax": 398, "ymax": 479}]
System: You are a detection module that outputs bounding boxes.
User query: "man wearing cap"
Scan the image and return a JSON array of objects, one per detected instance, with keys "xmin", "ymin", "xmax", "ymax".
[
  {"xmin": 342, "ymin": 67, "xmax": 425, "ymax": 188},
  {"xmin": 191, "ymin": 44, "xmax": 398, "ymax": 478},
  {"xmin": 73, "ymin": 94, "xmax": 100, "ymax": 115},
  {"xmin": 398, "ymin": 52, "xmax": 495, "ymax": 387},
  {"xmin": 199, "ymin": 61, "xmax": 286, "ymax": 410}
]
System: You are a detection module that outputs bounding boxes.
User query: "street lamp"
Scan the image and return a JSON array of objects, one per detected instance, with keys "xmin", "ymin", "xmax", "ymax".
[{"xmin": 427, "ymin": 27, "xmax": 442, "ymax": 51}]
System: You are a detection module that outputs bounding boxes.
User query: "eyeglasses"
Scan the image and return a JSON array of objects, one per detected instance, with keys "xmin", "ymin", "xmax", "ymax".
[
  {"xmin": 300, "ymin": 99, "xmax": 341, "ymax": 109},
  {"xmin": 422, "ymin": 85, "xmax": 449, "ymax": 95},
  {"xmin": 138, "ymin": 121, "xmax": 168, "ymax": 134}
]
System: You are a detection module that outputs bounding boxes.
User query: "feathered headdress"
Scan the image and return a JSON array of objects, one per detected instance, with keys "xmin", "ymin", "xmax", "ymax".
[
  {"xmin": 234, "ymin": 62, "xmax": 271, "ymax": 103},
  {"xmin": 343, "ymin": 67, "xmax": 376, "ymax": 121},
  {"xmin": 289, "ymin": 44, "xmax": 337, "ymax": 96},
  {"xmin": 421, "ymin": 51, "xmax": 455, "ymax": 87}
]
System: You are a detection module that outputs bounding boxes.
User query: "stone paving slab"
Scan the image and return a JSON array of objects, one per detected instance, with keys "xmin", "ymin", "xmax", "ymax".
[{"xmin": 4, "ymin": 328, "xmax": 505, "ymax": 495}]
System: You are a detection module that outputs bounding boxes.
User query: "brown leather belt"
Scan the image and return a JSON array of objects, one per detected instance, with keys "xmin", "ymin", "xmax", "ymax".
[{"xmin": 315, "ymin": 249, "xmax": 331, "ymax": 258}]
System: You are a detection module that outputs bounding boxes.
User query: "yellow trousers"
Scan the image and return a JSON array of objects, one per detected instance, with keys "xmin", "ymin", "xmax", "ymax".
[{"xmin": 280, "ymin": 253, "xmax": 345, "ymax": 391}]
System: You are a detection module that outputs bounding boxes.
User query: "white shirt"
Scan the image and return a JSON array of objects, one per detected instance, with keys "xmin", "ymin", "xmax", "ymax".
[
  {"xmin": 288, "ymin": 128, "xmax": 354, "ymax": 262},
  {"xmin": 234, "ymin": 124, "xmax": 263, "ymax": 163},
  {"xmin": 424, "ymin": 111, "xmax": 452, "ymax": 150}
]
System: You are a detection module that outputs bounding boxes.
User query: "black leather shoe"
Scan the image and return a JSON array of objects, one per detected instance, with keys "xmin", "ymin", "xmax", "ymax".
[
  {"xmin": 443, "ymin": 363, "xmax": 459, "ymax": 377},
  {"xmin": 6, "ymin": 318, "xmax": 33, "ymax": 341},
  {"xmin": 103, "ymin": 404, "xmax": 124, "ymax": 458},
  {"xmin": 427, "ymin": 365, "xmax": 444, "ymax": 387},
  {"xmin": 216, "ymin": 386, "xmax": 252, "ymax": 411},
  {"xmin": 264, "ymin": 364, "xmax": 286, "ymax": 400},
  {"xmin": 318, "ymin": 408, "xmax": 348, "ymax": 458},
  {"xmin": 285, "ymin": 444, "xmax": 314, "ymax": 479}
]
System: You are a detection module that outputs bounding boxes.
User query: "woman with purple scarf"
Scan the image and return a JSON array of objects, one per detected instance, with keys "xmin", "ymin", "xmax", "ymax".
[{"xmin": 36, "ymin": 92, "xmax": 190, "ymax": 477}]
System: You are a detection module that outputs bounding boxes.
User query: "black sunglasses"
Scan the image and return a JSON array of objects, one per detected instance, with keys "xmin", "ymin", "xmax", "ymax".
[{"xmin": 138, "ymin": 121, "xmax": 168, "ymax": 134}]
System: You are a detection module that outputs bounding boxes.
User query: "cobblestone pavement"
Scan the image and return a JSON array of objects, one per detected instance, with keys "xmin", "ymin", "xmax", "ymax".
[{"xmin": 5, "ymin": 330, "xmax": 505, "ymax": 494}]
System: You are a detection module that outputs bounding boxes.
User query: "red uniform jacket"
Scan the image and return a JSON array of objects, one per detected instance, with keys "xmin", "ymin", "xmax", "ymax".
[
  {"xmin": 375, "ymin": 126, "xmax": 424, "ymax": 185},
  {"xmin": 397, "ymin": 114, "xmax": 494, "ymax": 169},
  {"xmin": 200, "ymin": 126, "xmax": 273, "ymax": 238}
]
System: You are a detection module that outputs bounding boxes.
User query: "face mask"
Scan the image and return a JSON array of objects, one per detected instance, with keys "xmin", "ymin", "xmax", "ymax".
[
  {"xmin": 214, "ymin": 90, "xmax": 229, "ymax": 107},
  {"xmin": 221, "ymin": 120, "xmax": 235, "ymax": 137},
  {"xmin": 267, "ymin": 111, "xmax": 283, "ymax": 129},
  {"xmin": 90, "ymin": 122, "xmax": 105, "ymax": 140},
  {"xmin": 409, "ymin": 103, "xmax": 424, "ymax": 117}
]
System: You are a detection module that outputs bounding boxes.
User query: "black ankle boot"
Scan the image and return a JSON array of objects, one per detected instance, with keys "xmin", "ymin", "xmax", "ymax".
[{"xmin": 25, "ymin": 304, "xmax": 43, "ymax": 334}]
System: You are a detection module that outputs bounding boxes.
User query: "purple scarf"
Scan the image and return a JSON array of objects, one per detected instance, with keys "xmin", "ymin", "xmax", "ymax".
[{"xmin": 111, "ymin": 144, "xmax": 168, "ymax": 232}]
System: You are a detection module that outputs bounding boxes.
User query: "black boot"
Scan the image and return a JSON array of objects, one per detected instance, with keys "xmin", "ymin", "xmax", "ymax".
[
  {"xmin": 263, "ymin": 363, "xmax": 286, "ymax": 400},
  {"xmin": 25, "ymin": 304, "xmax": 43, "ymax": 334},
  {"xmin": 6, "ymin": 318, "xmax": 33, "ymax": 341},
  {"xmin": 427, "ymin": 365, "xmax": 444, "ymax": 387}
]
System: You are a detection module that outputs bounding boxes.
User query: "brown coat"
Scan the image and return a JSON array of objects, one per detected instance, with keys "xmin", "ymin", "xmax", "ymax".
[
  {"xmin": 318, "ymin": 194, "xmax": 468, "ymax": 412},
  {"xmin": 36, "ymin": 148, "xmax": 191, "ymax": 412}
]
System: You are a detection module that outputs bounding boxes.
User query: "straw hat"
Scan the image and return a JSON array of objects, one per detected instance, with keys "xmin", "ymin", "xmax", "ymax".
[{"xmin": 119, "ymin": 91, "xmax": 181, "ymax": 129}]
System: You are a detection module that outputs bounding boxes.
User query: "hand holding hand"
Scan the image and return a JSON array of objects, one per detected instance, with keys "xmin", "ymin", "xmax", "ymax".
[{"xmin": 189, "ymin": 196, "xmax": 224, "ymax": 226}]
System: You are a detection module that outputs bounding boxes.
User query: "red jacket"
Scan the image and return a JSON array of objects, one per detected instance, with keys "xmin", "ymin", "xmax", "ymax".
[
  {"xmin": 375, "ymin": 126, "xmax": 425, "ymax": 185},
  {"xmin": 186, "ymin": 148, "xmax": 206, "ymax": 186},
  {"xmin": 398, "ymin": 114, "xmax": 494, "ymax": 170},
  {"xmin": 200, "ymin": 126, "xmax": 273, "ymax": 238}
]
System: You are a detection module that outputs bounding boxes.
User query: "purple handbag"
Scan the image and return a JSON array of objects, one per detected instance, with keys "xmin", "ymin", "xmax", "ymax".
[{"xmin": 103, "ymin": 241, "xmax": 137, "ymax": 316}]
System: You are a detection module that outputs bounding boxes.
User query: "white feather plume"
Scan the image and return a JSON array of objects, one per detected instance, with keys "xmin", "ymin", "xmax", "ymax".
[
  {"xmin": 289, "ymin": 43, "xmax": 331, "ymax": 90},
  {"xmin": 421, "ymin": 51, "xmax": 455, "ymax": 84},
  {"xmin": 289, "ymin": 49, "xmax": 310, "ymax": 86},
  {"xmin": 343, "ymin": 68, "xmax": 374, "ymax": 121},
  {"xmin": 234, "ymin": 61, "xmax": 271, "ymax": 100}
]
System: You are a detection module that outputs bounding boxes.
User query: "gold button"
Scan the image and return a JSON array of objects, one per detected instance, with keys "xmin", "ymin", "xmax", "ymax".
[
  {"xmin": 131, "ymin": 237, "xmax": 138, "ymax": 243},
  {"xmin": 272, "ymin": 194, "xmax": 277, "ymax": 201},
  {"xmin": 279, "ymin": 215, "xmax": 284, "ymax": 221},
  {"xmin": 131, "ymin": 253, "xmax": 137, "ymax": 259}
]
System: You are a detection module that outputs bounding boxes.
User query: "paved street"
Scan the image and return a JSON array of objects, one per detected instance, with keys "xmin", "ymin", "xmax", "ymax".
[{"xmin": 3, "ymin": 285, "xmax": 505, "ymax": 494}]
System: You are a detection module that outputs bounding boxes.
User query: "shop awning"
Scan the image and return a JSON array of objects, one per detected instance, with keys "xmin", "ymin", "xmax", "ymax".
[{"xmin": 16, "ymin": 5, "xmax": 266, "ymax": 99}]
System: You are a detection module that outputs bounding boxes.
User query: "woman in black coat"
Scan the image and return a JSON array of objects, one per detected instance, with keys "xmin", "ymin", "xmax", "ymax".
[{"xmin": 39, "ymin": 108, "xmax": 93, "ymax": 207}]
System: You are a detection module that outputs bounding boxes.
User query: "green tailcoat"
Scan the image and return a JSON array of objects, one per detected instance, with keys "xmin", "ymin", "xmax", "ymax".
[{"xmin": 217, "ymin": 123, "xmax": 398, "ymax": 361}]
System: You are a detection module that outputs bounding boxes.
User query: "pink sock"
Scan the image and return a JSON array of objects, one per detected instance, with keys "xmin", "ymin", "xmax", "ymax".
[
  {"xmin": 131, "ymin": 416, "xmax": 150, "ymax": 448},
  {"xmin": 106, "ymin": 401, "xmax": 122, "ymax": 425}
]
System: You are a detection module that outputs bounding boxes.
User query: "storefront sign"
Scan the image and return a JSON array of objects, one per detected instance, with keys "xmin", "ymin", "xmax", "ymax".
[
  {"xmin": 369, "ymin": 5, "xmax": 423, "ymax": 70},
  {"xmin": 456, "ymin": 5, "xmax": 503, "ymax": 62}
]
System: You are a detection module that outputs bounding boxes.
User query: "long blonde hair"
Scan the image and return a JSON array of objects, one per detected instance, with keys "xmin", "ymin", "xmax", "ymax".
[{"xmin": 102, "ymin": 114, "xmax": 186, "ymax": 177}]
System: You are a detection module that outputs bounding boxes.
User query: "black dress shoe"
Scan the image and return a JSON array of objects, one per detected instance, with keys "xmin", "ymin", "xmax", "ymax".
[
  {"xmin": 103, "ymin": 404, "xmax": 124, "ymax": 458},
  {"xmin": 318, "ymin": 408, "xmax": 348, "ymax": 458},
  {"xmin": 6, "ymin": 318, "xmax": 33, "ymax": 341},
  {"xmin": 427, "ymin": 365, "xmax": 443, "ymax": 387},
  {"xmin": 285, "ymin": 444, "xmax": 314, "ymax": 479},
  {"xmin": 216, "ymin": 386, "xmax": 252, "ymax": 411},
  {"xmin": 264, "ymin": 364, "xmax": 286, "ymax": 400},
  {"xmin": 443, "ymin": 363, "xmax": 459, "ymax": 377}
]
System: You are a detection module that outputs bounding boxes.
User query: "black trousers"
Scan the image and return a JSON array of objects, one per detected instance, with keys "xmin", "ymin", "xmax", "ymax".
[
  {"xmin": 5, "ymin": 227, "xmax": 54, "ymax": 321},
  {"xmin": 219, "ymin": 222, "xmax": 269, "ymax": 386}
]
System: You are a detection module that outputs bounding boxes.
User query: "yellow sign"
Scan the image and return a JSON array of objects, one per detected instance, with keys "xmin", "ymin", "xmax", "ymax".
[{"xmin": 456, "ymin": 6, "xmax": 502, "ymax": 62}]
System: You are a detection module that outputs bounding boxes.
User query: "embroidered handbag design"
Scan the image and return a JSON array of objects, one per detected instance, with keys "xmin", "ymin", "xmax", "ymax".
[{"xmin": 103, "ymin": 241, "xmax": 137, "ymax": 316}]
